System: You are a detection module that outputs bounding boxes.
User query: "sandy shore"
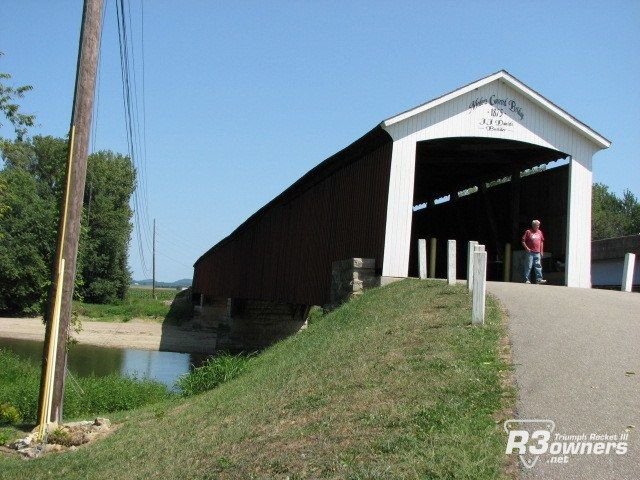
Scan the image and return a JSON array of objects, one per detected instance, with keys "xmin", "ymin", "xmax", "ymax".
[{"xmin": 0, "ymin": 317, "xmax": 217, "ymax": 354}]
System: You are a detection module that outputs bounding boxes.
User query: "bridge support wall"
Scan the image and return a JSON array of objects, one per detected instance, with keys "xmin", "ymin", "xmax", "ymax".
[
  {"xmin": 329, "ymin": 258, "xmax": 378, "ymax": 308},
  {"xmin": 197, "ymin": 296, "xmax": 309, "ymax": 351}
]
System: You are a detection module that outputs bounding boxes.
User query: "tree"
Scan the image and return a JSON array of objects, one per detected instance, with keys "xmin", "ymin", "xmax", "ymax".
[
  {"xmin": 0, "ymin": 175, "xmax": 8, "ymax": 231},
  {"xmin": 82, "ymin": 150, "xmax": 135, "ymax": 303},
  {"xmin": 0, "ymin": 52, "xmax": 35, "ymax": 141},
  {"xmin": 1, "ymin": 138, "xmax": 66, "ymax": 314},
  {"xmin": 620, "ymin": 190, "xmax": 640, "ymax": 234},
  {"xmin": 0, "ymin": 168, "xmax": 57, "ymax": 313},
  {"xmin": 0, "ymin": 136, "xmax": 136, "ymax": 314},
  {"xmin": 0, "ymin": 54, "xmax": 35, "ymax": 240},
  {"xmin": 592, "ymin": 183, "xmax": 640, "ymax": 239}
]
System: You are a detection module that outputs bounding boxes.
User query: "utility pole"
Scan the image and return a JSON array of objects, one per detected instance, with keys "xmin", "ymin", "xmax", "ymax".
[
  {"xmin": 152, "ymin": 219, "xmax": 156, "ymax": 299},
  {"xmin": 37, "ymin": 0, "xmax": 104, "ymax": 429}
]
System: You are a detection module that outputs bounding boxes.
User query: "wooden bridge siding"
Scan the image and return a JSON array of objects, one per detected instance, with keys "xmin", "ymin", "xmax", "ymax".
[{"xmin": 193, "ymin": 141, "xmax": 393, "ymax": 306}]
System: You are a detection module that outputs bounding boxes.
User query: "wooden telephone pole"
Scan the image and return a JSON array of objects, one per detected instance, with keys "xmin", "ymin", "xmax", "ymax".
[{"xmin": 37, "ymin": 0, "xmax": 104, "ymax": 427}]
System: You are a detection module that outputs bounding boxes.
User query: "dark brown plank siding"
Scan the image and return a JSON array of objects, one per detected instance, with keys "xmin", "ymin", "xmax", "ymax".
[{"xmin": 193, "ymin": 128, "xmax": 393, "ymax": 306}]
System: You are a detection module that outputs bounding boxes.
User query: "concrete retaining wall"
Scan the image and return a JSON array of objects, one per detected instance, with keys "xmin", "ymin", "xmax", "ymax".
[{"xmin": 196, "ymin": 296, "xmax": 309, "ymax": 351}]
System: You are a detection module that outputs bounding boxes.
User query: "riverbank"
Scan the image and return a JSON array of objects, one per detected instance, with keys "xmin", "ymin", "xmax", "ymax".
[
  {"xmin": 1, "ymin": 280, "xmax": 516, "ymax": 479},
  {"xmin": 0, "ymin": 348, "xmax": 173, "ymax": 429},
  {"xmin": 0, "ymin": 317, "xmax": 216, "ymax": 354}
]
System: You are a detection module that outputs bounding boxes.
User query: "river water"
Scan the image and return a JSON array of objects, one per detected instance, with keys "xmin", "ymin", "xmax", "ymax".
[{"xmin": 0, "ymin": 337, "xmax": 210, "ymax": 391}]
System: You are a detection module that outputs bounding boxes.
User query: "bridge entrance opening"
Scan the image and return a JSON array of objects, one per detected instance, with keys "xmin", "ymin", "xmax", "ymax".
[{"xmin": 408, "ymin": 137, "xmax": 569, "ymax": 283}]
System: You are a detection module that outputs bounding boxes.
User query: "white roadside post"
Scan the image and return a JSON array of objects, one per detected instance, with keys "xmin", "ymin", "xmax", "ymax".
[
  {"xmin": 621, "ymin": 253, "xmax": 636, "ymax": 292},
  {"xmin": 418, "ymin": 239, "xmax": 427, "ymax": 280},
  {"xmin": 467, "ymin": 240, "xmax": 478, "ymax": 291},
  {"xmin": 471, "ymin": 243, "xmax": 485, "ymax": 292},
  {"xmin": 472, "ymin": 249, "xmax": 487, "ymax": 326},
  {"xmin": 447, "ymin": 239, "xmax": 456, "ymax": 285}
]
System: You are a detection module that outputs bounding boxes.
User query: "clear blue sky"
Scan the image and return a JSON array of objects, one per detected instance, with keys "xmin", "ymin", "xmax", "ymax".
[{"xmin": 2, "ymin": 0, "xmax": 639, "ymax": 282}]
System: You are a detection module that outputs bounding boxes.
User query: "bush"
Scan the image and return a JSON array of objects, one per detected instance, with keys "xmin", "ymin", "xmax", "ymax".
[
  {"xmin": 177, "ymin": 354, "xmax": 250, "ymax": 397},
  {"xmin": 48, "ymin": 427, "xmax": 72, "ymax": 446},
  {"xmin": 0, "ymin": 349, "xmax": 173, "ymax": 424},
  {"xmin": 306, "ymin": 305, "xmax": 324, "ymax": 324},
  {"xmin": 84, "ymin": 278, "xmax": 119, "ymax": 305},
  {"xmin": 0, "ymin": 349, "xmax": 40, "ymax": 423},
  {"xmin": 0, "ymin": 403, "xmax": 22, "ymax": 425},
  {"xmin": 0, "ymin": 427, "xmax": 14, "ymax": 446}
]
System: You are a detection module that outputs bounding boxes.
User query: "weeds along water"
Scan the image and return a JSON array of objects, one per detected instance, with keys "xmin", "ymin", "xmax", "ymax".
[
  {"xmin": 0, "ymin": 348, "xmax": 173, "ymax": 425},
  {"xmin": 0, "ymin": 347, "xmax": 251, "ymax": 433},
  {"xmin": 175, "ymin": 353, "xmax": 251, "ymax": 397}
]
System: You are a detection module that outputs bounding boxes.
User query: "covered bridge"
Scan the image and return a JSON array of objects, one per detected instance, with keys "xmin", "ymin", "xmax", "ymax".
[{"xmin": 193, "ymin": 70, "xmax": 610, "ymax": 326}]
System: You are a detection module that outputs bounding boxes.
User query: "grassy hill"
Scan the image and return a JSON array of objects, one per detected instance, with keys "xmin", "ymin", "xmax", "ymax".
[{"xmin": 0, "ymin": 279, "xmax": 514, "ymax": 479}]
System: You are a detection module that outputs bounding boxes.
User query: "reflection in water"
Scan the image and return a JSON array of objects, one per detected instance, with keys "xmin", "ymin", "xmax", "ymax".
[
  {"xmin": 65, "ymin": 341, "xmax": 125, "ymax": 377},
  {"xmin": 0, "ymin": 337, "xmax": 211, "ymax": 390},
  {"xmin": 123, "ymin": 350, "xmax": 190, "ymax": 388}
]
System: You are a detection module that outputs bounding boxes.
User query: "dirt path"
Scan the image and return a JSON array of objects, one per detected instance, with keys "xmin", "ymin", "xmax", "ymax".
[{"xmin": 0, "ymin": 317, "xmax": 217, "ymax": 354}]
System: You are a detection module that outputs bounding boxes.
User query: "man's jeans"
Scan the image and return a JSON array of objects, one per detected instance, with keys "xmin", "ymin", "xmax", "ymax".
[{"xmin": 524, "ymin": 252, "xmax": 543, "ymax": 282}]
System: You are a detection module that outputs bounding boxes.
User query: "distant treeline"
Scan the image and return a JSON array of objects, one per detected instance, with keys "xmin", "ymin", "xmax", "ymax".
[{"xmin": 133, "ymin": 279, "xmax": 192, "ymax": 289}]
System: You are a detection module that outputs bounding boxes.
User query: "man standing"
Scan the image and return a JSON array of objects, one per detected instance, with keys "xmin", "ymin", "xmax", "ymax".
[{"xmin": 522, "ymin": 219, "xmax": 547, "ymax": 284}]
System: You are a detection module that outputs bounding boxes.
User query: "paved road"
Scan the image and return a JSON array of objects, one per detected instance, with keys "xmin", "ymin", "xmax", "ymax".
[{"xmin": 488, "ymin": 282, "xmax": 640, "ymax": 480}]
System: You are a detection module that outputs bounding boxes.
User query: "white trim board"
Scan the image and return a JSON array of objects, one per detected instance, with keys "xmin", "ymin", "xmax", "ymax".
[{"xmin": 382, "ymin": 70, "xmax": 611, "ymax": 149}]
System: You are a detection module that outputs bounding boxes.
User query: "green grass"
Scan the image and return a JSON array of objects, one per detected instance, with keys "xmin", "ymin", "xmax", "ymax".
[
  {"xmin": 176, "ymin": 353, "xmax": 251, "ymax": 397},
  {"xmin": 0, "ymin": 280, "xmax": 515, "ymax": 479},
  {"xmin": 0, "ymin": 348, "xmax": 174, "ymax": 427},
  {"xmin": 73, "ymin": 287, "xmax": 191, "ymax": 323}
]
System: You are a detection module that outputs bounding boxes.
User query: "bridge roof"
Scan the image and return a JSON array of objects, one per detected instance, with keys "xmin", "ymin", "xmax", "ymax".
[
  {"xmin": 194, "ymin": 124, "xmax": 391, "ymax": 266},
  {"xmin": 382, "ymin": 70, "xmax": 611, "ymax": 149}
]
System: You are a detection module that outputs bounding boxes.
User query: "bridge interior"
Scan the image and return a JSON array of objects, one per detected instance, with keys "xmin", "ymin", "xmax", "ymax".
[{"xmin": 408, "ymin": 137, "xmax": 569, "ymax": 283}]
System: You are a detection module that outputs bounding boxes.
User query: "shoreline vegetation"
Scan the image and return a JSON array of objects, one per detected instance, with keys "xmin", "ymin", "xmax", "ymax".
[
  {"xmin": 0, "ymin": 348, "xmax": 248, "ymax": 451},
  {"xmin": 0, "ymin": 280, "xmax": 515, "ymax": 479},
  {"xmin": 0, "ymin": 348, "xmax": 173, "ymax": 426},
  {"xmin": 0, "ymin": 286, "xmax": 193, "ymax": 324},
  {"xmin": 73, "ymin": 287, "xmax": 192, "ymax": 324}
]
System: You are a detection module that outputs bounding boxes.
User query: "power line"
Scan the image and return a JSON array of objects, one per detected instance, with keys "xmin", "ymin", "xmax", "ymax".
[
  {"xmin": 115, "ymin": 2, "xmax": 143, "ymax": 266},
  {"xmin": 137, "ymin": 5, "xmax": 150, "ymax": 214},
  {"xmin": 115, "ymin": 0, "xmax": 152, "ymax": 277},
  {"xmin": 156, "ymin": 232, "xmax": 196, "ymax": 253},
  {"xmin": 157, "ymin": 250, "xmax": 194, "ymax": 269},
  {"xmin": 156, "ymin": 229, "xmax": 205, "ymax": 252},
  {"xmin": 126, "ymin": 0, "xmax": 150, "ymax": 237},
  {"xmin": 139, "ymin": 0, "xmax": 150, "ymax": 227}
]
